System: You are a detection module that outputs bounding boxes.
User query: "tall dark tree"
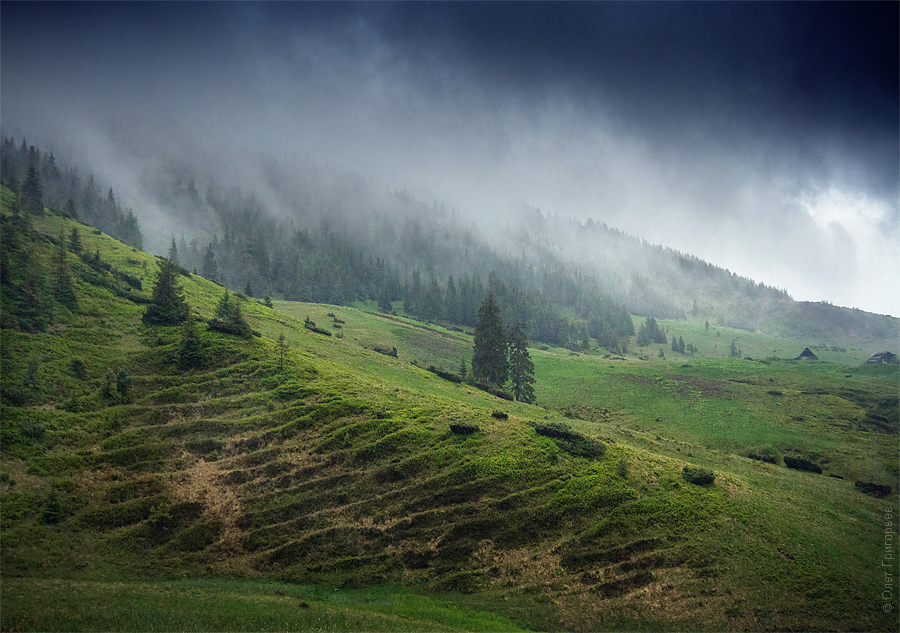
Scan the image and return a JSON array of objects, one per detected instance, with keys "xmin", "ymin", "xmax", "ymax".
[
  {"xmin": 168, "ymin": 237, "xmax": 180, "ymax": 264},
  {"xmin": 277, "ymin": 332, "xmax": 287, "ymax": 372},
  {"xmin": 178, "ymin": 314, "xmax": 205, "ymax": 369},
  {"xmin": 377, "ymin": 281, "xmax": 393, "ymax": 313},
  {"xmin": 68, "ymin": 227, "xmax": 82, "ymax": 255},
  {"xmin": 210, "ymin": 289, "xmax": 251, "ymax": 337},
  {"xmin": 472, "ymin": 293, "xmax": 508, "ymax": 387},
  {"xmin": 508, "ymin": 321, "xmax": 535, "ymax": 403},
  {"xmin": 201, "ymin": 243, "xmax": 218, "ymax": 282},
  {"xmin": 20, "ymin": 164, "xmax": 43, "ymax": 215},
  {"xmin": 63, "ymin": 198, "xmax": 77, "ymax": 219},
  {"xmin": 52, "ymin": 228, "xmax": 77, "ymax": 310},
  {"xmin": 20, "ymin": 251, "xmax": 51, "ymax": 332},
  {"xmin": 143, "ymin": 259, "xmax": 189, "ymax": 326}
]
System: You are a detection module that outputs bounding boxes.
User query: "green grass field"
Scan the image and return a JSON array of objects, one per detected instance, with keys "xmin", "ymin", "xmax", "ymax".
[{"xmin": 2, "ymin": 195, "xmax": 898, "ymax": 631}]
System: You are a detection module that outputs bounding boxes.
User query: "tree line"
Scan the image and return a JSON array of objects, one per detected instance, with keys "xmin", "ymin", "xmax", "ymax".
[{"xmin": 1, "ymin": 137, "xmax": 143, "ymax": 248}]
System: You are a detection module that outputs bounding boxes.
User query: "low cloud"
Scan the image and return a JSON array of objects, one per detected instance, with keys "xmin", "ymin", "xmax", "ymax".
[{"xmin": 2, "ymin": 2, "xmax": 897, "ymax": 315}]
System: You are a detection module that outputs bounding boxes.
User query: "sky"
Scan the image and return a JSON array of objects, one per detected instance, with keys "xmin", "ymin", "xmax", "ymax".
[{"xmin": 2, "ymin": 1, "xmax": 898, "ymax": 316}]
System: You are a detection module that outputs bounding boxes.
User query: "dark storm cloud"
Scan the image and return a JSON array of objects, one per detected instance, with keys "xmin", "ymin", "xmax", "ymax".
[
  {"xmin": 357, "ymin": 1, "xmax": 899, "ymax": 197},
  {"xmin": 1, "ymin": 1, "xmax": 897, "ymax": 314}
]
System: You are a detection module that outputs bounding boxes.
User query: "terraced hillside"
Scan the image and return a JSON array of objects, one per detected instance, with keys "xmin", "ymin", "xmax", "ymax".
[{"xmin": 1, "ymin": 194, "xmax": 897, "ymax": 631}]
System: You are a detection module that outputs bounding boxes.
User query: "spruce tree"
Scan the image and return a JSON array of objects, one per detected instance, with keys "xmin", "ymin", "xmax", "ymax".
[
  {"xmin": 472, "ymin": 293, "xmax": 508, "ymax": 387},
  {"xmin": 63, "ymin": 198, "xmax": 77, "ymax": 219},
  {"xmin": 52, "ymin": 228, "xmax": 77, "ymax": 310},
  {"xmin": 20, "ymin": 251, "xmax": 51, "ymax": 332},
  {"xmin": 378, "ymin": 282, "xmax": 393, "ymax": 313},
  {"xmin": 68, "ymin": 227, "xmax": 82, "ymax": 254},
  {"xmin": 143, "ymin": 259, "xmax": 189, "ymax": 326},
  {"xmin": 277, "ymin": 332, "xmax": 287, "ymax": 372},
  {"xmin": 211, "ymin": 289, "xmax": 251, "ymax": 337},
  {"xmin": 178, "ymin": 314, "xmax": 205, "ymax": 369},
  {"xmin": 21, "ymin": 164, "xmax": 43, "ymax": 215},
  {"xmin": 508, "ymin": 321, "xmax": 535, "ymax": 403},
  {"xmin": 202, "ymin": 244, "xmax": 218, "ymax": 282}
]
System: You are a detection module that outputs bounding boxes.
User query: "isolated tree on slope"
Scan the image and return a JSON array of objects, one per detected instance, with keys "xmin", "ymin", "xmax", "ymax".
[
  {"xmin": 52, "ymin": 228, "xmax": 77, "ymax": 310},
  {"xmin": 508, "ymin": 321, "xmax": 535, "ymax": 403},
  {"xmin": 143, "ymin": 259, "xmax": 189, "ymax": 326},
  {"xmin": 211, "ymin": 289, "xmax": 251, "ymax": 338},
  {"xmin": 472, "ymin": 293, "xmax": 508, "ymax": 387}
]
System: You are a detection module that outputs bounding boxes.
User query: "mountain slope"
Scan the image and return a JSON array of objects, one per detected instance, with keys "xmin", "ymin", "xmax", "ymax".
[{"xmin": 1, "ymin": 195, "xmax": 897, "ymax": 631}]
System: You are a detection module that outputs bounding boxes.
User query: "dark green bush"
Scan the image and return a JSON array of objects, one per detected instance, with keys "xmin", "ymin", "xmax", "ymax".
[
  {"xmin": 40, "ymin": 490, "xmax": 64, "ymax": 524},
  {"xmin": 491, "ymin": 410, "xmax": 508, "ymax": 420},
  {"xmin": 533, "ymin": 422, "xmax": 605, "ymax": 459},
  {"xmin": 783, "ymin": 456, "xmax": 822, "ymax": 474},
  {"xmin": 854, "ymin": 481, "xmax": 891, "ymax": 498},
  {"xmin": 748, "ymin": 447, "xmax": 780, "ymax": 464},
  {"xmin": 70, "ymin": 358, "xmax": 87, "ymax": 380},
  {"xmin": 427, "ymin": 365, "xmax": 462, "ymax": 383},
  {"xmin": 449, "ymin": 423, "xmax": 480, "ymax": 435},
  {"xmin": 682, "ymin": 466, "xmax": 716, "ymax": 486}
]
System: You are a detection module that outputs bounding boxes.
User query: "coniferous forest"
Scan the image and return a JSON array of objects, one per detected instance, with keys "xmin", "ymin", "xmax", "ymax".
[{"xmin": 3, "ymin": 136, "xmax": 895, "ymax": 355}]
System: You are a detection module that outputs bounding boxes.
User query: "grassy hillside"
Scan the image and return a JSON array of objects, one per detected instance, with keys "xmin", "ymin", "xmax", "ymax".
[{"xmin": 2, "ymin": 196, "xmax": 898, "ymax": 631}]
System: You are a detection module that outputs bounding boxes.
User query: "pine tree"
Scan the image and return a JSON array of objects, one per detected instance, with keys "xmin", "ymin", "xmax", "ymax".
[
  {"xmin": 178, "ymin": 314, "xmax": 205, "ymax": 369},
  {"xmin": 20, "ymin": 251, "xmax": 51, "ymax": 332},
  {"xmin": 472, "ymin": 293, "xmax": 508, "ymax": 387},
  {"xmin": 168, "ymin": 237, "xmax": 179, "ymax": 264},
  {"xmin": 508, "ymin": 321, "xmax": 535, "ymax": 403},
  {"xmin": 378, "ymin": 281, "xmax": 393, "ymax": 313},
  {"xmin": 210, "ymin": 289, "xmax": 251, "ymax": 337},
  {"xmin": 458, "ymin": 357, "xmax": 469, "ymax": 382},
  {"xmin": 21, "ymin": 164, "xmax": 43, "ymax": 215},
  {"xmin": 63, "ymin": 198, "xmax": 77, "ymax": 219},
  {"xmin": 52, "ymin": 228, "xmax": 77, "ymax": 310},
  {"xmin": 68, "ymin": 227, "xmax": 82, "ymax": 254},
  {"xmin": 277, "ymin": 332, "xmax": 287, "ymax": 372},
  {"xmin": 201, "ymin": 244, "xmax": 218, "ymax": 282},
  {"xmin": 143, "ymin": 259, "xmax": 189, "ymax": 326}
]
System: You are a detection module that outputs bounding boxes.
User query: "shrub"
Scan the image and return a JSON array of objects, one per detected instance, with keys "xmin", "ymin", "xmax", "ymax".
[
  {"xmin": 491, "ymin": 410, "xmax": 508, "ymax": 420},
  {"xmin": 682, "ymin": 466, "xmax": 716, "ymax": 486},
  {"xmin": 427, "ymin": 365, "xmax": 462, "ymax": 383},
  {"xmin": 473, "ymin": 382, "xmax": 514, "ymax": 401},
  {"xmin": 855, "ymin": 481, "xmax": 892, "ymax": 498},
  {"xmin": 449, "ymin": 423, "xmax": 480, "ymax": 435},
  {"xmin": 373, "ymin": 345, "xmax": 398, "ymax": 358},
  {"xmin": 748, "ymin": 447, "xmax": 780, "ymax": 464},
  {"xmin": 19, "ymin": 419, "xmax": 46, "ymax": 441},
  {"xmin": 70, "ymin": 358, "xmax": 87, "ymax": 380},
  {"xmin": 40, "ymin": 490, "xmax": 64, "ymax": 524},
  {"xmin": 533, "ymin": 422, "xmax": 605, "ymax": 459},
  {"xmin": 303, "ymin": 321, "xmax": 332, "ymax": 336},
  {"xmin": 783, "ymin": 456, "xmax": 822, "ymax": 474}
]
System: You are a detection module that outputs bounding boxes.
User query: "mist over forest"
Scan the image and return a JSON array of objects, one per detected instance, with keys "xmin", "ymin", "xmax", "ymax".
[{"xmin": 1, "ymin": 1, "xmax": 897, "ymax": 319}]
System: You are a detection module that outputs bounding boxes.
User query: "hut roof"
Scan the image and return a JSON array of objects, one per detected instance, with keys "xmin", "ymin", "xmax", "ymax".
[
  {"xmin": 794, "ymin": 347, "xmax": 819, "ymax": 361},
  {"xmin": 865, "ymin": 351, "xmax": 899, "ymax": 364}
]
